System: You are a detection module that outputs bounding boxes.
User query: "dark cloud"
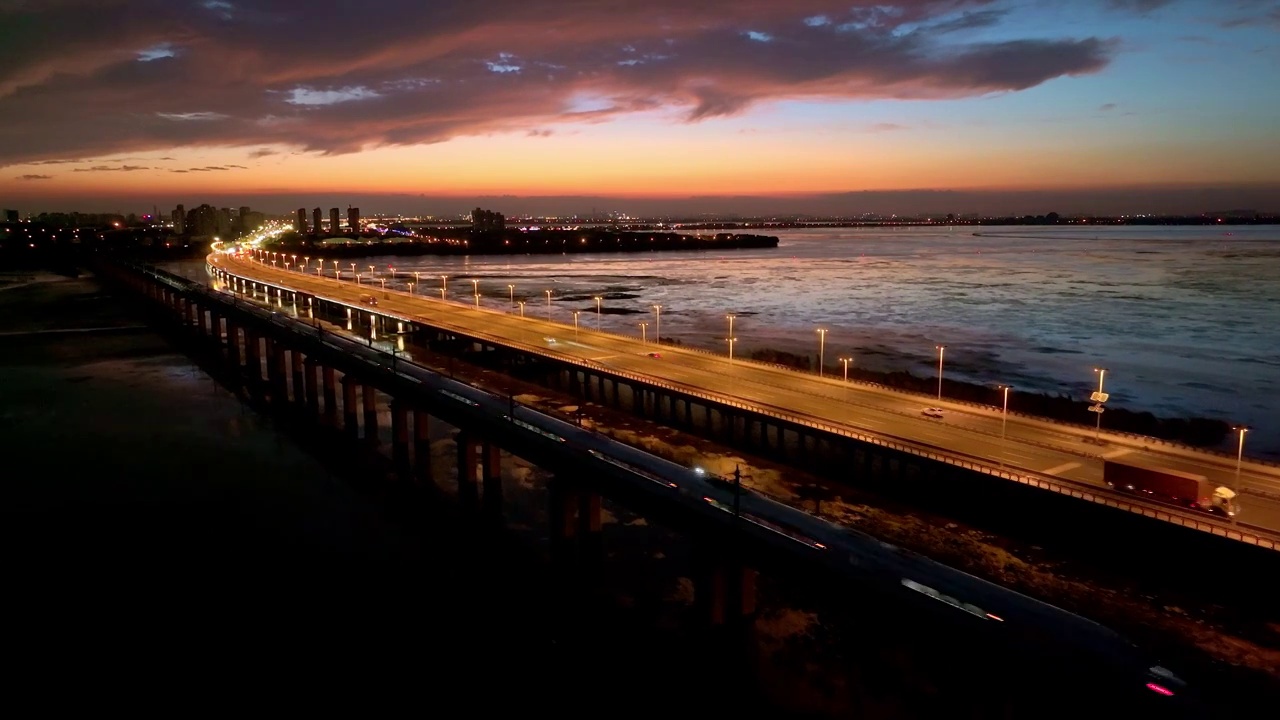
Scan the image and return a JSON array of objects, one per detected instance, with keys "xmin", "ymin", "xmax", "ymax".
[
  {"xmin": 248, "ymin": 148, "xmax": 277, "ymax": 158},
  {"xmin": 526, "ymin": 129, "xmax": 554, "ymax": 137},
  {"xmin": 16, "ymin": 174, "xmax": 52, "ymax": 180},
  {"xmin": 71, "ymin": 165, "xmax": 149, "ymax": 172},
  {"xmin": 866, "ymin": 122, "xmax": 910, "ymax": 132},
  {"xmin": 0, "ymin": 0, "xmax": 1117, "ymax": 165},
  {"xmin": 1099, "ymin": 102, "xmax": 1117, "ymax": 111},
  {"xmin": 1106, "ymin": 0, "xmax": 1176, "ymax": 12}
]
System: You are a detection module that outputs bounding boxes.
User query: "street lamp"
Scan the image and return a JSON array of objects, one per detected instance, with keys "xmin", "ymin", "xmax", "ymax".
[
  {"xmin": 380, "ymin": 278, "xmax": 386, "ymax": 290},
  {"xmin": 355, "ymin": 273, "xmax": 362, "ymax": 285},
  {"xmin": 368, "ymin": 264, "xmax": 375, "ymax": 274},
  {"xmin": 545, "ymin": 290, "xmax": 553, "ymax": 320},
  {"xmin": 441, "ymin": 275, "xmax": 448, "ymax": 296},
  {"xmin": 573, "ymin": 311, "xmax": 581, "ymax": 340},
  {"xmin": 408, "ymin": 282, "xmax": 415, "ymax": 295},
  {"xmin": 727, "ymin": 336, "xmax": 737, "ymax": 365},
  {"xmin": 816, "ymin": 328, "xmax": 827, "ymax": 378},
  {"xmin": 839, "ymin": 357, "xmax": 852, "ymax": 383},
  {"xmin": 936, "ymin": 345, "xmax": 946, "ymax": 401},
  {"xmin": 518, "ymin": 300, "xmax": 526, "ymax": 318},
  {"xmin": 1091, "ymin": 367, "xmax": 1109, "ymax": 442},
  {"xmin": 652, "ymin": 304, "xmax": 662, "ymax": 345},
  {"xmin": 508, "ymin": 284, "xmax": 515, "ymax": 306},
  {"xmin": 349, "ymin": 263, "xmax": 356, "ymax": 276},
  {"xmin": 595, "ymin": 296, "xmax": 603, "ymax": 330},
  {"xmin": 1233, "ymin": 426, "xmax": 1250, "ymax": 490},
  {"xmin": 640, "ymin": 322, "xmax": 648, "ymax": 344}
]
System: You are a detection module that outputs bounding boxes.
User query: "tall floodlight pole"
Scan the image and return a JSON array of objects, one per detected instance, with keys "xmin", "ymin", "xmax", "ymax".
[
  {"xmin": 936, "ymin": 345, "xmax": 946, "ymax": 401},
  {"xmin": 817, "ymin": 328, "xmax": 827, "ymax": 378}
]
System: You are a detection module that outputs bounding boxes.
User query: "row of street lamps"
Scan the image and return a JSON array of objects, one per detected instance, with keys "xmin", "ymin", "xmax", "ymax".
[{"xmin": 245, "ymin": 247, "xmax": 1256, "ymax": 478}]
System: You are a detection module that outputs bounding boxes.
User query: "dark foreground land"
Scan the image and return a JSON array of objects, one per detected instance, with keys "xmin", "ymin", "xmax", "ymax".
[{"xmin": 0, "ymin": 272, "xmax": 767, "ymax": 712}]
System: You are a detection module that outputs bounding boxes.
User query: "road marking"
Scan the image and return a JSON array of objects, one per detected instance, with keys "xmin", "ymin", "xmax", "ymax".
[
  {"xmin": 1101, "ymin": 448, "xmax": 1133, "ymax": 460},
  {"xmin": 1042, "ymin": 462, "xmax": 1082, "ymax": 475},
  {"xmin": 591, "ymin": 354, "xmax": 621, "ymax": 362}
]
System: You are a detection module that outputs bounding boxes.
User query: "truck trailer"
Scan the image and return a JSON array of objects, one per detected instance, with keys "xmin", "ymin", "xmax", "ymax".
[{"xmin": 1103, "ymin": 460, "xmax": 1236, "ymax": 517}]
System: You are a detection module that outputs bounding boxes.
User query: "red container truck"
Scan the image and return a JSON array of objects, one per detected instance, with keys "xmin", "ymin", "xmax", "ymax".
[{"xmin": 1103, "ymin": 460, "xmax": 1236, "ymax": 517}]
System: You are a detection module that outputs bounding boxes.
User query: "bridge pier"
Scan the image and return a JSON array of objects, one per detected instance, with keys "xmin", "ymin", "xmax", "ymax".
[
  {"xmin": 290, "ymin": 349, "xmax": 305, "ymax": 407},
  {"xmin": 196, "ymin": 303, "xmax": 209, "ymax": 338},
  {"xmin": 413, "ymin": 408, "xmax": 433, "ymax": 483},
  {"xmin": 693, "ymin": 547, "xmax": 758, "ymax": 627},
  {"xmin": 243, "ymin": 329, "xmax": 262, "ymax": 395},
  {"xmin": 391, "ymin": 401, "xmax": 410, "ymax": 478},
  {"xmin": 268, "ymin": 340, "xmax": 288, "ymax": 405},
  {"xmin": 224, "ymin": 319, "xmax": 240, "ymax": 369},
  {"xmin": 482, "ymin": 441, "xmax": 503, "ymax": 520},
  {"xmin": 455, "ymin": 432, "xmax": 481, "ymax": 510},
  {"xmin": 362, "ymin": 384, "xmax": 379, "ymax": 446},
  {"xmin": 303, "ymin": 358, "xmax": 320, "ymax": 418},
  {"xmin": 341, "ymin": 375, "xmax": 359, "ymax": 440},
  {"xmin": 322, "ymin": 366, "xmax": 338, "ymax": 428}
]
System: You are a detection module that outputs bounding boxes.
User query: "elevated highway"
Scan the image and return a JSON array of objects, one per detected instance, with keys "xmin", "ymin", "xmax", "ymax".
[{"xmin": 210, "ymin": 251, "xmax": 1280, "ymax": 544}]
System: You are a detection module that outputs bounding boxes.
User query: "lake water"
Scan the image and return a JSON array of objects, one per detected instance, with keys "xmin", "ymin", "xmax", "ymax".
[{"xmin": 204, "ymin": 224, "xmax": 1280, "ymax": 455}]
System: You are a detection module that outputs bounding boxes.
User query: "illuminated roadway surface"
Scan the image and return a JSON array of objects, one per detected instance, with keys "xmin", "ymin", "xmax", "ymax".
[{"xmin": 211, "ymin": 252, "xmax": 1280, "ymax": 533}]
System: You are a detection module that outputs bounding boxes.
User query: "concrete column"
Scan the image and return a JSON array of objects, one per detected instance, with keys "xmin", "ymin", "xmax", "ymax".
[
  {"xmin": 482, "ymin": 441, "xmax": 503, "ymax": 518},
  {"xmin": 196, "ymin": 304, "xmax": 209, "ymax": 337},
  {"xmin": 413, "ymin": 408, "xmax": 432, "ymax": 482},
  {"xmin": 455, "ymin": 433, "xmax": 480, "ymax": 509},
  {"xmin": 362, "ymin": 384, "xmax": 379, "ymax": 445},
  {"xmin": 694, "ymin": 550, "xmax": 759, "ymax": 627},
  {"xmin": 391, "ymin": 401, "xmax": 410, "ymax": 477},
  {"xmin": 341, "ymin": 376, "xmax": 359, "ymax": 439},
  {"xmin": 225, "ymin": 320, "xmax": 239, "ymax": 369},
  {"xmin": 548, "ymin": 476, "xmax": 579, "ymax": 548},
  {"xmin": 290, "ymin": 349, "xmax": 305, "ymax": 406},
  {"xmin": 243, "ymin": 329, "xmax": 261, "ymax": 388},
  {"xmin": 209, "ymin": 311, "xmax": 222, "ymax": 349},
  {"xmin": 304, "ymin": 359, "xmax": 320, "ymax": 418},
  {"xmin": 322, "ymin": 366, "xmax": 338, "ymax": 427},
  {"xmin": 269, "ymin": 340, "xmax": 287, "ymax": 404}
]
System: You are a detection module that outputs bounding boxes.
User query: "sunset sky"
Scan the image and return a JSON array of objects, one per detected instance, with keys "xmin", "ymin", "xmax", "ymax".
[{"xmin": 2, "ymin": 0, "xmax": 1278, "ymax": 215}]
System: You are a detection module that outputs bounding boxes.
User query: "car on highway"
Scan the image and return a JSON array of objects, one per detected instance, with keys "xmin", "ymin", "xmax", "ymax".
[
  {"xmin": 544, "ymin": 337, "xmax": 557, "ymax": 345},
  {"xmin": 647, "ymin": 352, "xmax": 662, "ymax": 359},
  {"xmin": 360, "ymin": 295, "xmax": 378, "ymax": 306},
  {"xmin": 921, "ymin": 407, "xmax": 944, "ymax": 418}
]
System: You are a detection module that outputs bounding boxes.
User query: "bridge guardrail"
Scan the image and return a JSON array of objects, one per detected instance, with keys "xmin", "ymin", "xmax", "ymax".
[{"xmin": 209, "ymin": 259, "xmax": 1280, "ymax": 551}]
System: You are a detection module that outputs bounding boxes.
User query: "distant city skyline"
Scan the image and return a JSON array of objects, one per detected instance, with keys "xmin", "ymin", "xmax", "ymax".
[{"xmin": 2, "ymin": 1, "xmax": 1278, "ymax": 214}]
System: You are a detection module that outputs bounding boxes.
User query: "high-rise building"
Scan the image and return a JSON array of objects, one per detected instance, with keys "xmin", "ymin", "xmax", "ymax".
[
  {"xmin": 329, "ymin": 208, "xmax": 340, "ymax": 234},
  {"xmin": 3, "ymin": 209, "xmax": 18, "ymax": 223},
  {"xmin": 312, "ymin": 207, "xmax": 322, "ymax": 235},
  {"xmin": 172, "ymin": 204, "xmax": 185, "ymax": 233},
  {"xmin": 296, "ymin": 207, "xmax": 308, "ymax": 233},
  {"xmin": 186, "ymin": 204, "xmax": 219, "ymax": 237},
  {"xmin": 217, "ymin": 207, "xmax": 232, "ymax": 237},
  {"xmin": 347, "ymin": 207, "xmax": 360, "ymax": 232},
  {"xmin": 471, "ymin": 207, "xmax": 505, "ymax": 231},
  {"xmin": 238, "ymin": 206, "xmax": 251, "ymax": 231}
]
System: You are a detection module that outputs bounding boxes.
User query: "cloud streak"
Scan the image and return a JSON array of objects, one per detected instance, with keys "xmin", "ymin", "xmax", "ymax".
[
  {"xmin": 0, "ymin": 0, "xmax": 1117, "ymax": 165},
  {"xmin": 16, "ymin": 174, "xmax": 52, "ymax": 180}
]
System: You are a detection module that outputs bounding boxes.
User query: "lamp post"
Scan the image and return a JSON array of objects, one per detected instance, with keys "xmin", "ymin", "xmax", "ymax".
[
  {"xmin": 471, "ymin": 279, "xmax": 480, "ymax": 309},
  {"xmin": 414, "ymin": 271, "xmax": 421, "ymax": 287},
  {"xmin": 518, "ymin": 301, "xmax": 526, "ymax": 318},
  {"xmin": 368, "ymin": 265, "xmax": 375, "ymax": 275},
  {"xmin": 508, "ymin": 284, "xmax": 515, "ymax": 306},
  {"xmin": 816, "ymin": 328, "xmax": 827, "ymax": 378},
  {"xmin": 640, "ymin": 322, "xmax": 647, "ymax": 344},
  {"xmin": 728, "ymin": 336, "xmax": 737, "ymax": 366},
  {"xmin": 380, "ymin": 278, "xmax": 386, "ymax": 290},
  {"xmin": 408, "ymin": 282, "xmax": 415, "ymax": 295},
  {"xmin": 441, "ymin": 275, "xmax": 448, "ymax": 295},
  {"xmin": 1233, "ymin": 426, "xmax": 1250, "ymax": 490},
  {"xmin": 999, "ymin": 385, "xmax": 1011, "ymax": 442},
  {"xmin": 839, "ymin": 357, "xmax": 852, "ymax": 383},
  {"xmin": 1091, "ymin": 367, "xmax": 1109, "ymax": 442},
  {"xmin": 652, "ymin": 304, "xmax": 662, "ymax": 345},
  {"xmin": 573, "ymin": 311, "xmax": 580, "ymax": 340},
  {"xmin": 355, "ymin": 273, "xmax": 361, "ymax": 285},
  {"xmin": 545, "ymin": 290, "xmax": 553, "ymax": 320},
  {"xmin": 595, "ymin": 296, "xmax": 603, "ymax": 331},
  {"xmin": 474, "ymin": 292, "xmax": 480, "ymax": 309},
  {"xmin": 349, "ymin": 263, "xmax": 356, "ymax": 277},
  {"xmin": 726, "ymin": 314, "xmax": 736, "ymax": 357},
  {"xmin": 936, "ymin": 345, "xmax": 946, "ymax": 401},
  {"xmin": 303, "ymin": 256, "xmax": 309, "ymax": 271}
]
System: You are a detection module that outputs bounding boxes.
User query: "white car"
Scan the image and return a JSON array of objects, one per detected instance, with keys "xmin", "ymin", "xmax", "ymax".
[
  {"xmin": 921, "ymin": 407, "xmax": 945, "ymax": 419},
  {"xmin": 543, "ymin": 337, "xmax": 557, "ymax": 345}
]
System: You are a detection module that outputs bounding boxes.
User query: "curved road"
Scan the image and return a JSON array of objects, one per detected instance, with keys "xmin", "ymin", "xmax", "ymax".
[{"xmin": 210, "ymin": 252, "xmax": 1280, "ymax": 532}]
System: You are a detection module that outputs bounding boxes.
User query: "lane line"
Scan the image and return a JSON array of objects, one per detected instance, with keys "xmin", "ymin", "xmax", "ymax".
[
  {"xmin": 1102, "ymin": 448, "xmax": 1133, "ymax": 460},
  {"xmin": 1042, "ymin": 462, "xmax": 1082, "ymax": 475}
]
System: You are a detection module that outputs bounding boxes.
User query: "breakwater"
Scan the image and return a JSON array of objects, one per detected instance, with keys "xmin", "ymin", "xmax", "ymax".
[{"xmin": 269, "ymin": 229, "xmax": 779, "ymax": 257}]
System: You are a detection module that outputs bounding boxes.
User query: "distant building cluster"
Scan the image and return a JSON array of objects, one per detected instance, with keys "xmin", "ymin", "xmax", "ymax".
[
  {"xmin": 294, "ymin": 205, "xmax": 361, "ymax": 234},
  {"xmin": 167, "ymin": 203, "xmax": 264, "ymax": 238},
  {"xmin": 471, "ymin": 207, "xmax": 505, "ymax": 231}
]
